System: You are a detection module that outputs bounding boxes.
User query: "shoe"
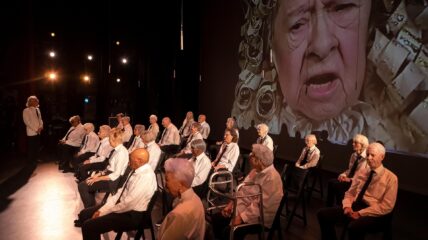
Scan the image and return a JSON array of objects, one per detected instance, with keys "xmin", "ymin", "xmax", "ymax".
[
  {"xmin": 62, "ymin": 167, "xmax": 74, "ymax": 173},
  {"xmin": 74, "ymin": 219, "xmax": 82, "ymax": 227}
]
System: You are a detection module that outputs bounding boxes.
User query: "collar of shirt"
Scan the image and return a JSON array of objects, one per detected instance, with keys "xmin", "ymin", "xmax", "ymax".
[
  {"xmin": 135, "ymin": 163, "xmax": 153, "ymax": 175},
  {"xmin": 146, "ymin": 141, "xmax": 155, "ymax": 148},
  {"xmin": 114, "ymin": 144, "xmax": 124, "ymax": 151},
  {"xmin": 371, "ymin": 164, "xmax": 385, "ymax": 176},
  {"xmin": 308, "ymin": 145, "xmax": 316, "ymax": 151},
  {"xmin": 196, "ymin": 152, "xmax": 207, "ymax": 162},
  {"xmin": 101, "ymin": 137, "xmax": 109, "ymax": 143},
  {"xmin": 174, "ymin": 188, "xmax": 195, "ymax": 206}
]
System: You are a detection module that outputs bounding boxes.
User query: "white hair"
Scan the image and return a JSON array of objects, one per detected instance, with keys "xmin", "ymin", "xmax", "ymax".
[
  {"xmin": 83, "ymin": 123, "xmax": 95, "ymax": 132},
  {"xmin": 26, "ymin": 95, "xmax": 39, "ymax": 107},
  {"xmin": 252, "ymin": 144, "xmax": 274, "ymax": 166},
  {"xmin": 150, "ymin": 114, "xmax": 158, "ymax": 121},
  {"xmin": 164, "ymin": 158, "xmax": 195, "ymax": 188}
]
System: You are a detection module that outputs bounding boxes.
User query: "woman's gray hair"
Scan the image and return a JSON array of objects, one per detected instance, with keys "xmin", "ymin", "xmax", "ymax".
[
  {"xmin": 190, "ymin": 139, "xmax": 206, "ymax": 152},
  {"xmin": 164, "ymin": 158, "xmax": 195, "ymax": 188},
  {"xmin": 99, "ymin": 125, "xmax": 111, "ymax": 133},
  {"xmin": 353, "ymin": 134, "xmax": 369, "ymax": 149},
  {"xmin": 252, "ymin": 144, "xmax": 274, "ymax": 166}
]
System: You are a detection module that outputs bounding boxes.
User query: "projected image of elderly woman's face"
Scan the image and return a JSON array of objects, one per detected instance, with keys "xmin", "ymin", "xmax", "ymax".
[{"xmin": 272, "ymin": 0, "xmax": 371, "ymax": 121}]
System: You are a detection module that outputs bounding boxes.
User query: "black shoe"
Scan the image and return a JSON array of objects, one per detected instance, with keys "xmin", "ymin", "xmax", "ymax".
[
  {"xmin": 74, "ymin": 219, "xmax": 82, "ymax": 227},
  {"xmin": 62, "ymin": 167, "xmax": 74, "ymax": 173}
]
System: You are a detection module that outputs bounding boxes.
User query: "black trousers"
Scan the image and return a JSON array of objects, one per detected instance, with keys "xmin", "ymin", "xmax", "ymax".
[
  {"xmin": 71, "ymin": 152, "xmax": 95, "ymax": 170},
  {"xmin": 58, "ymin": 144, "xmax": 79, "ymax": 169},
  {"xmin": 326, "ymin": 178, "xmax": 352, "ymax": 207},
  {"xmin": 78, "ymin": 179, "xmax": 119, "ymax": 208},
  {"xmin": 27, "ymin": 135, "xmax": 41, "ymax": 164},
  {"xmin": 80, "ymin": 205, "xmax": 143, "ymax": 240},
  {"xmin": 78, "ymin": 161, "xmax": 108, "ymax": 181},
  {"xmin": 317, "ymin": 203, "xmax": 393, "ymax": 240}
]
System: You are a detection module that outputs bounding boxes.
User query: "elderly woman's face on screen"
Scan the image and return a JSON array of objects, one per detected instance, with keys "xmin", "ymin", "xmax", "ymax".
[{"xmin": 272, "ymin": 0, "xmax": 371, "ymax": 121}]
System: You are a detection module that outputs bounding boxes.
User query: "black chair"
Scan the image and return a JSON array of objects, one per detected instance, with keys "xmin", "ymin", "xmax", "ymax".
[
  {"xmin": 114, "ymin": 190, "xmax": 159, "ymax": 240},
  {"xmin": 266, "ymin": 163, "xmax": 288, "ymax": 239},
  {"xmin": 154, "ymin": 151, "xmax": 169, "ymax": 215},
  {"xmin": 306, "ymin": 154, "xmax": 324, "ymax": 202},
  {"xmin": 283, "ymin": 164, "xmax": 311, "ymax": 230}
]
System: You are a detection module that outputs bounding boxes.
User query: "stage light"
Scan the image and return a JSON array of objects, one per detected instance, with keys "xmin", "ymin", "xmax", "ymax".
[
  {"xmin": 121, "ymin": 58, "xmax": 127, "ymax": 64},
  {"xmin": 51, "ymin": 32, "xmax": 55, "ymax": 37},
  {"xmin": 48, "ymin": 72, "xmax": 57, "ymax": 81},
  {"xmin": 83, "ymin": 75, "xmax": 90, "ymax": 82},
  {"xmin": 87, "ymin": 55, "xmax": 93, "ymax": 61},
  {"xmin": 116, "ymin": 41, "xmax": 120, "ymax": 45},
  {"xmin": 84, "ymin": 97, "xmax": 89, "ymax": 103},
  {"xmin": 49, "ymin": 51, "xmax": 56, "ymax": 58},
  {"xmin": 116, "ymin": 78, "xmax": 121, "ymax": 83}
]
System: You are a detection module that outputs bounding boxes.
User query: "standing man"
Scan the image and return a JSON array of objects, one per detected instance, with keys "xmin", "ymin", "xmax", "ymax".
[{"xmin": 23, "ymin": 95, "xmax": 43, "ymax": 164}]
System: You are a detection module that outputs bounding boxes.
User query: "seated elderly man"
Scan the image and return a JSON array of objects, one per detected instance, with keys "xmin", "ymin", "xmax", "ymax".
[
  {"xmin": 256, "ymin": 123, "xmax": 274, "ymax": 151},
  {"xmin": 58, "ymin": 115, "xmax": 86, "ymax": 172},
  {"xmin": 211, "ymin": 129, "xmax": 240, "ymax": 172},
  {"xmin": 189, "ymin": 139, "xmax": 211, "ymax": 190},
  {"xmin": 141, "ymin": 130, "xmax": 161, "ymax": 171},
  {"xmin": 327, "ymin": 134, "xmax": 369, "ymax": 207},
  {"xmin": 127, "ymin": 124, "xmax": 145, "ymax": 153},
  {"xmin": 77, "ymin": 148, "xmax": 157, "ymax": 240},
  {"xmin": 76, "ymin": 125, "xmax": 113, "ymax": 181},
  {"xmin": 70, "ymin": 123, "xmax": 100, "ymax": 172},
  {"xmin": 147, "ymin": 114, "xmax": 160, "ymax": 138},
  {"xmin": 78, "ymin": 128, "xmax": 129, "ymax": 208},
  {"xmin": 211, "ymin": 144, "xmax": 283, "ymax": 239},
  {"xmin": 295, "ymin": 134, "xmax": 320, "ymax": 169},
  {"xmin": 158, "ymin": 117, "xmax": 181, "ymax": 155},
  {"xmin": 177, "ymin": 122, "xmax": 203, "ymax": 157},
  {"xmin": 317, "ymin": 143, "xmax": 398, "ymax": 240},
  {"xmin": 158, "ymin": 158, "xmax": 206, "ymax": 239},
  {"xmin": 121, "ymin": 116, "xmax": 133, "ymax": 145}
]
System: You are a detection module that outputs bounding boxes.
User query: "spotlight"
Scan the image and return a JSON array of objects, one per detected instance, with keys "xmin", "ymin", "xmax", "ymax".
[
  {"xmin": 116, "ymin": 41, "xmax": 120, "ymax": 46},
  {"xmin": 51, "ymin": 32, "xmax": 56, "ymax": 37},
  {"xmin": 48, "ymin": 72, "xmax": 57, "ymax": 80},
  {"xmin": 121, "ymin": 58, "xmax": 127, "ymax": 64},
  {"xmin": 116, "ymin": 78, "xmax": 121, "ymax": 83},
  {"xmin": 49, "ymin": 51, "xmax": 56, "ymax": 58},
  {"xmin": 87, "ymin": 55, "xmax": 93, "ymax": 61},
  {"xmin": 84, "ymin": 97, "xmax": 89, "ymax": 103},
  {"xmin": 83, "ymin": 75, "xmax": 90, "ymax": 82}
]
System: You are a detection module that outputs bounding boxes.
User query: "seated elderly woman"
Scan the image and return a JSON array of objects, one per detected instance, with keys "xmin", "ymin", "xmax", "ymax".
[
  {"xmin": 158, "ymin": 158, "xmax": 206, "ymax": 239},
  {"xmin": 211, "ymin": 144, "xmax": 283, "ymax": 239},
  {"xmin": 295, "ymin": 134, "xmax": 320, "ymax": 169}
]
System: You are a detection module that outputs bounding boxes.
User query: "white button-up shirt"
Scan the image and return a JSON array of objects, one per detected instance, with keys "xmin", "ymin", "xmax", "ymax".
[
  {"xmin": 159, "ymin": 124, "xmax": 180, "ymax": 145},
  {"xmin": 88, "ymin": 137, "xmax": 114, "ymax": 163},
  {"xmin": 62, "ymin": 123, "xmax": 86, "ymax": 147},
  {"xmin": 122, "ymin": 124, "xmax": 133, "ymax": 143},
  {"xmin": 106, "ymin": 144, "xmax": 129, "ymax": 181},
  {"xmin": 99, "ymin": 163, "xmax": 157, "ymax": 216},
  {"xmin": 146, "ymin": 141, "xmax": 161, "ymax": 171},
  {"xmin": 78, "ymin": 131, "xmax": 100, "ymax": 155},
  {"xmin": 216, "ymin": 142, "xmax": 240, "ymax": 172},
  {"xmin": 190, "ymin": 152, "xmax": 211, "ymax": 187},
  {"xmin": 200, "ymin": 121, "xmax": 210, "ymax": 139},
  {"xmin": 128, "ymin": 136, "xmax": 144, "ymax": 153}
]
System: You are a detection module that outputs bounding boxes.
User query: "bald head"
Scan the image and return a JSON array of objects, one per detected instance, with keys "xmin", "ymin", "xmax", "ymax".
[{"xmin": 129, "ymin": 148, "xmax": 150, "ymax": 170}]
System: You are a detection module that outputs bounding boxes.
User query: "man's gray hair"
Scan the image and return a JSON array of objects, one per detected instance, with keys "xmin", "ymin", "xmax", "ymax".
[
  {"xmin": 122, "ymin": 116, "xmax": 131, "ymax": 123},
  {"xmin": 69, "ymin": 115, "xmax": 81, "ymax": 123},
  {"xmin": 83, "ymin": 123, "xmax": 95, "ymax": 132},
  {"xmin": 26, "ymin": 95, "xmax": 39, "ymax": 107},
  {"xmin": 191, "ymin": 122, "xmax": 202, "ymax": 132},
  {"xmin": 252, "ymin": 144, "xmax": 274, "ymax": 166},
  {"xmin": 191, "ymin": 139, "xmax": 206, "ymax": 152},
  {"xmin": 150, "ymin": 114, "xmax": 158, "ymax": 121},
  {"xmin": 134, "ymin": 124, "xmax": 145, "ymax": 133},
  {"xmin": 99, "ymin": 125, "xmax": 111, "ymax": 133},
  {"xmin": 164, "ymin": 158, "xmax": 195, "ymax": 188},
  {"xmin": 141, "ymin": 130, "xmax": 156, "ymax": 142}
]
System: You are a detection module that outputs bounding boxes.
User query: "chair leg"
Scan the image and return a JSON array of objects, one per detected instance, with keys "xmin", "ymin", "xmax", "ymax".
[
  {"xmin": 115, "ymin": 231, "xmax": 123, "ymax": 240},
  {"xmin": 150, "ymin": 225, "xmax": 155, "ymax": 240}
]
